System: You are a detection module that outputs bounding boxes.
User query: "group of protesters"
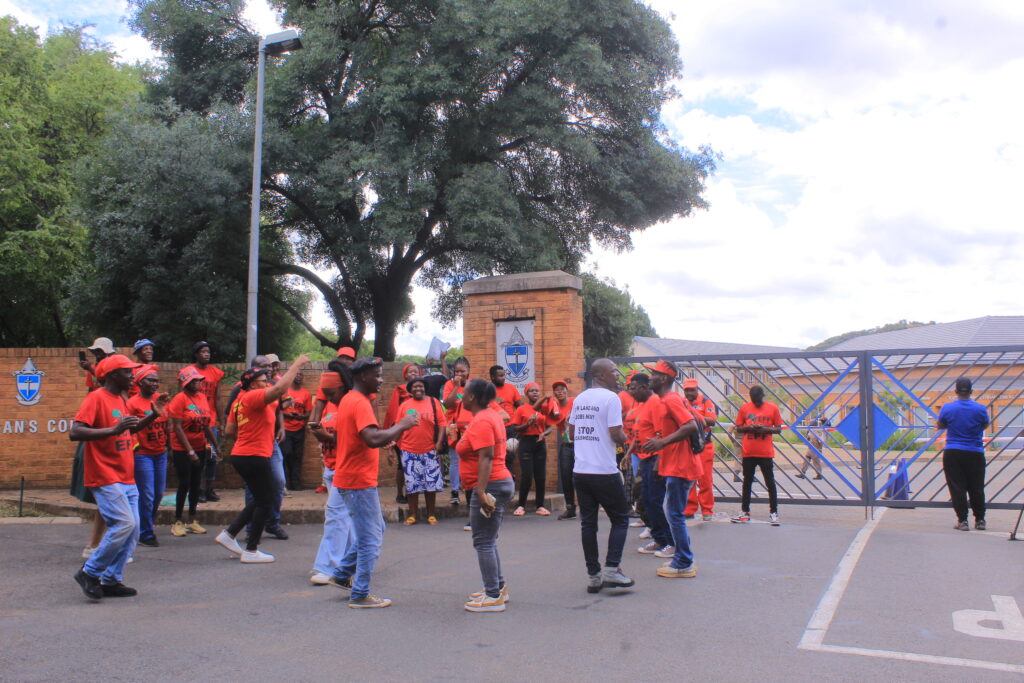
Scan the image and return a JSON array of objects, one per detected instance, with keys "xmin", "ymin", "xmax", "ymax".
[{"xmin": 70, "ymin": 336, "xmax": 989, "ymax": 612}]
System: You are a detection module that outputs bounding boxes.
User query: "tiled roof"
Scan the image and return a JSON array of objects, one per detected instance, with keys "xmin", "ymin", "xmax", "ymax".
[
  {"xmin": 824, "ymin": 316, "xmax": 1024, "ymax": 351},
  {"xmin": 631, "ymin": 336, "xmax": 800, "ymax": 357}
]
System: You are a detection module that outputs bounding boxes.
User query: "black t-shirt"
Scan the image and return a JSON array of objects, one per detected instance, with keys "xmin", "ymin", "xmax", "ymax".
[{"xmin": 419, "ymin": 373, "xmax": 447, "ymax": 401}]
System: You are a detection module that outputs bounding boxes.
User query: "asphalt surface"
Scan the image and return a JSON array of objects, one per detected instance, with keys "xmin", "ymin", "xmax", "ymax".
[{"xmin": 1, "ymin": 504, "xmax": 1022, "ymax": 682}]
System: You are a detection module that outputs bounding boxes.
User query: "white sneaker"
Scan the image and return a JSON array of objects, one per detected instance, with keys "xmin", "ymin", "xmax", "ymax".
[
  {"xmin": 638, "ymin": 528, "xmax": 652, "ymax": 539},
  {"xmin": 215, "ymin": 530, "xmax": 243, "ymax": 556},
  {"xmin": 240, "ymin": 549, "xmax": 275, "ymax": 563},
  {"xmin": 464, "ymin": 593, "xmax": 506, "ymax": 612},
  {"xmin": 653, "ymin": 545, "xmax": 676, "ymax": 558},
  {"xmin": 637, "ymin": 541, "xmax": 660, "ymax": 554},
  {"xmin": 310, "ymin": 571, "xmax": 332, "ymax": 585},
  {"xmin": 463, "ymin": 524, "xmax": 472, "ymax": 531},
  {"xmin": 81, "ymin": 546, "xmax": 95, "ymax": 559},
  {"xmin": 629, "ymin": 519, "xmax": 645, "ymax": 528},
  {"xmin": 769, "ymin": 512, "xmax": 780, "ymax": 526}
]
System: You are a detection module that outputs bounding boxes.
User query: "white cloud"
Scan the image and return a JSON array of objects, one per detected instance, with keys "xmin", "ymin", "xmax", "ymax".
[{"xmin": 1, "ymin": 0, "xmax": 48, "ymax": 33}]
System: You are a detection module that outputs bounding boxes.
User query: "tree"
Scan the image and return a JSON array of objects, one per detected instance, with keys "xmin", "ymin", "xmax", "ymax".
[
  {"xmin": 0, "ymin": 18, "xmax": 143, "ymax": 346},
  {"xmin": 68, "ymin": 104, "xmax": 309, "ymax": 361},
  {"xmin": 807, "ymin": 320, "xmax": 936, "ymax": 351},
  {"xmin": 116, "ymin": 0, "xmax": 711, "ymax": 360},
  {"xmin": 582, "ymin": 273, "xmax": 655, "ymax": 357}
]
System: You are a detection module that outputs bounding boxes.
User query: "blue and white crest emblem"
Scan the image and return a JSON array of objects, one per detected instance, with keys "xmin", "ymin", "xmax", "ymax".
[
  {"xmin": 503, "ymin": 327, "xmax": 530, "ymax": 380},
  {"xmin": 13, "ymin": 357, "xmax": 44, "ymax": 406}
]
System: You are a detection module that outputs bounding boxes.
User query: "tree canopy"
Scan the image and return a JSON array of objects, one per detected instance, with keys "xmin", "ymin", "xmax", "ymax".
[
  {"xmin": 581, "ymin": 273, "xmax": 656, "ymax": 357},
  {"xmin": 0, "ymin": 18, "xmax": 143, "ymax": 347},
  {"xmin": 806, "ymin": 320, "xmax": 935, "ymax": 351},
  {"xmin": 83, "ymin": 0, "xmax": 712, "ymax": 360}
]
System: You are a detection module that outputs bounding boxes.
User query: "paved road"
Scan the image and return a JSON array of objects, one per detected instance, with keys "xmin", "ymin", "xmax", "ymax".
[{"xmin": 1, "ymin": 505, "xmax": 1022, "ymax": 681}]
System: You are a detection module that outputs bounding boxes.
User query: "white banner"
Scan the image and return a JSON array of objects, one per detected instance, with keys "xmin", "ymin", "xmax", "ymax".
[{"xmin": 495, "ymin": 320, "xmax": 535, "ymax": 389}]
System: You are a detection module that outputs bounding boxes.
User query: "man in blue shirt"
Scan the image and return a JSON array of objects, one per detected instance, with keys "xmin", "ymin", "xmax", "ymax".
[{"xmin": 937, "ymin": 378, "xmax": 989, "ymax": 531}]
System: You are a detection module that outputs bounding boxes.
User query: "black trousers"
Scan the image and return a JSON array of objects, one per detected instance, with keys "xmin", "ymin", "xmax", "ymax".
[
  {"xmin": 741, "ymin": 457, "xmax": 778, "ymax": 514},
  {"xmin": 280, "ymin": 428, "xmax": 306, "ymax": 490},
  {"xmin": 557, "ymin": 441, "xmax": 576, "ymax": 507},
  {"xmin": 943, "ymin": 448, "xmax": 986, "ymax": 522},
  {"xmin": 574, "ymin": 473, "xmax": 630, "ymax": 576},
  {"xmin": 517, "ymin": 435, "xmax": 547, "ymax": 509},
  {"xmin": 172, "ymin": 449, "xmax": 208, "ymax": 518},
  {"xmin": 227, "ymin": 455, "xmax": 275, "ymax": 551}
]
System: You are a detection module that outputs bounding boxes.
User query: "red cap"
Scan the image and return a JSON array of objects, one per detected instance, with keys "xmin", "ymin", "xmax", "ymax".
[
  {"xmin": 95, "ymin": 354, "xmax": 141, "ymax": 379},
  {"xmin": 525, "ymin": 382, "xmax": 541, "ymax": 394},
  {"xmin": 682, "ymin": 378, "xmax": 699, "ymax": 389},
  {"xmin": 402, "ymin": 363, "xmax": 419, "ymax": 380},
  {"xmin": 319, "ymin": 372, "xmax": 342, "ymax": 390},
  {"xmin": 552, "ymin": 380, "xmax": 568, "ymax": 390},
  {"xmin": 643, "ymin": 360, "xmax": 678, "ymax": 378},
  {"xmin": 337, "ymin": 346, "xmax": 356, "ymax": 359},
  {"xmin": 134, "ymin": 364, "xmax": 159, "ymax": 385},
  {"xmin": 178, "ymin": 367, "xmax": 204, "ymax": 386}
]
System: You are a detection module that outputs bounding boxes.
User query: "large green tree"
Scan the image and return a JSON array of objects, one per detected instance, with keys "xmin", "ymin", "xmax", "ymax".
[
  {"xmin": 112, "ymin": 0, "xmax": 711, "ymax": 360},
  {"xmin": 582, "ymin": 273, "xmax": 656, "ymax": 357},
  {"xmin": 0, "ymin": 18, "xmax": 143, "ymax": 346}
]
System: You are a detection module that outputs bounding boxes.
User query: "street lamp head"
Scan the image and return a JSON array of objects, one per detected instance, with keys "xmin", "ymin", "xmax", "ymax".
[{"xmin": 262, "ymin": 29, "xmax": 303, "ymax": 55}]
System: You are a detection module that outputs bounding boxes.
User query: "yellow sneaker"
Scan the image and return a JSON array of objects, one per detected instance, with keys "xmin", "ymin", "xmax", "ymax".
[
  {"xmin": 186, "ymin": 521, "xmax": 207, "ymax": 534},
  {"xmin": 171, "ymin": 520, "xmax": 187, "ymax": 537},
  {"xmin": 469, "ymin": 585, "xmax": 510, "ymax": 603}
]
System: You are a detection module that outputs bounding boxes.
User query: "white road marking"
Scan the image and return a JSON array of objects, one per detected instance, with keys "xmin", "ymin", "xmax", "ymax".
[
  {"xmin": 799, "ymin": 506, "xmax": 1024, "ymax": 673},
  {"xmin": 953, "ymin": 595, "xmax": 1024, "ymax": 642}
]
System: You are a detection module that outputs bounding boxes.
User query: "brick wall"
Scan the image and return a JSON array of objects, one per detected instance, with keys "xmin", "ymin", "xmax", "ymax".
[
  {"xmin": 0, "ymin": 348, "xmax": 412, "ymax": 491},
  {"xmin": 462, "ymin": 275, "xmax": 585, "ymax": 491}
]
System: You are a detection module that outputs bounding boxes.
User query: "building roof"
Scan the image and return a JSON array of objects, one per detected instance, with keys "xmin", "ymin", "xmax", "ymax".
[
  {"xmin": 824, "ymin": 316, "xmax": 1024, "ymax": 351},
  {"xmin": 631, "ymin": 336, "xmax": 800, "ymax": 357}
]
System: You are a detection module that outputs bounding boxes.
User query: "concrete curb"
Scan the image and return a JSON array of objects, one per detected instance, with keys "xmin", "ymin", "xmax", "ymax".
[{"xmin": 0, "ymin": 516, "xmax": 84, "ymax": 525}]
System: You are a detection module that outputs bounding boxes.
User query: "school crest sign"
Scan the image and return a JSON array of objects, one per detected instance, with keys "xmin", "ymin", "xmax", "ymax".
[
  {"xmin": 496, "ymin": 320, "xmax": 535, "ymax": 388},
  {"xmin": 13, "ymin": 358, "xmax": 44, "ymax": 406}
]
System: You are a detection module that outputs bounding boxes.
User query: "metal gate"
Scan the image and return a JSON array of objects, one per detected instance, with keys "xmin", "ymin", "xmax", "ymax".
[{"xmin": 600, "ymin": 345, "xmax": 1024, "ymax": 511}]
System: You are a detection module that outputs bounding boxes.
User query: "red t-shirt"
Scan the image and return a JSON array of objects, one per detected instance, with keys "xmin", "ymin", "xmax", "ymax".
[
  {"xmin": 74, "ymin": 388, "xmax": 135, "ymax": 487},
  {"xmin": 384, "ymin": 386, "xmax": 411, "ymax": 429},
  {"xmin": 397, "ymin": 396, "xmax": 446, "ymax": 454},
  {"xmin": 127, "ymin": 394, "xmax": 167, "ymax": 455},
  {"xmin": 168, "ymin": 391, "xmax": 211, "ymax": 451},
  {"xmin": 619, "ymin": 390, "xmax": 635, "ymax": 420},
  {"xmin": 456, "ymin": 408, "xmax": 512, "ymax": 490},
  {"xmin": 185, "ymin": 363, "xmax": 225, "ymax": 412},
  {"xmin": 657, "ymin": 392, "xmax": 701, "ymax": 479},
  {"xmin": 736, "ymin": 401, "xmax": 783, "ymax": 458},
  {"xmin": 542, "ymin": 397, "xmax": 574, "ymax": 440},
  {"xmin": 443, "ymin": 378, "xmax": 473, "ymax": 440},
  {"xmin": 332, "ymin": 391, "xmax": 381, "ymax": 489},
  {"xmin": 687, "ymin": 394, "xmax": 717, "ymax": 456},
  {"xmin": 493, "ymin": 383, "xmax": 522, "ymax": 410},
  {"xmin": 320, "ymin": 402, "xmax": 339, "ymax": 470},
  {"xmin": 633, "ymin": 394, "xmax": 663, "ymax": 460},
  {"xmin": 511, "ymin": 403, "xmax": 546, "ymax": 436},
  {"xmin": 283, "ymin": 387, "xmax": 312, "ymax": 431},
  {"xmin": 230, "ymin": 388, "xmax": 276, "ymax": 458}
]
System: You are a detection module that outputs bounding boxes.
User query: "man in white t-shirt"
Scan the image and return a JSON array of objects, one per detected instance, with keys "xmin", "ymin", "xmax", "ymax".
[{"xmin": 569, "ymin": 358, "xmax": 632, "ymax": 594}]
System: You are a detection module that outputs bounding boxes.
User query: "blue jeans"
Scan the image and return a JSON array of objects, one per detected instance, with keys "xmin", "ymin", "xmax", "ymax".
[
  {"xmin": 133, "ymin": 452, "xmax": 167, "ymax": 541},
  {"xmin": 84, "ymin": 483, "xmax": 139, "ymax": 584},
  {"xmin": 449, "ymin": 448, "xmax": 461, "ymax": 491},
  {"xmin": 663, "ymin": 477, "xmax": 695, "ymax": 570},
  {"xmin": 335, "ymin": 488, "xmax": 385, "ymax": 600},
  {"xmin": 640, "ymin": 457, "xmax": 672, "ymax": 547},
  {"xmin": 245, "ymin": 441, "xmax": 285, "ymax": 530},
  {"xmin": 470, "ymin": 478, "xmax": 515, "ymax": 598},
  {"xmin": 313, "ymin": 467, "xmax": 353, "ymax": 575}
]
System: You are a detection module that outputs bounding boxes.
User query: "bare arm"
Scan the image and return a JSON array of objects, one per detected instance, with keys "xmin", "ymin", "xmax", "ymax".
[
  {"xmin": 360, "ymin": 413, "xmax": 418, "ymax": 448},
  {"xmin": 476, "ymin": 445, "xmax": 495, "ymax": 514},
  {"xmin": 263, "ymin": 355, "xmax": 310, "ymax": 404},
  {"xmin": 609, "ymin": 425, "xmax": 627, "ymax": 446},
  {"xmin": 70, "ymin": 418, "xmax": 137, "ymax": 442}
]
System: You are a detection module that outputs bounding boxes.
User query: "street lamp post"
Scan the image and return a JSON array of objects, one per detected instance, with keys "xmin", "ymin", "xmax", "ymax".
[{"xmin": 246, "ymin": 29, "xmax": 303, "ymax": 363}]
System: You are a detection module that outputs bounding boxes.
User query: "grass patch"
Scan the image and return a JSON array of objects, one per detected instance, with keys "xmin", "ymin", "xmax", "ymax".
[{"xmin": 0, "ymin": 501, "xmax": 52, "ymax": 518}]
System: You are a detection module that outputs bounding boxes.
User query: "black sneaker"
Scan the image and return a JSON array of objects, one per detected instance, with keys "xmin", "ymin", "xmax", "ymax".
[
  {"xmin": 138, "ymin": 536, "xmax": 159, "ymax": 547},
  {"xmin": 558, "ymin": 506, "xmax": 577, "ymax": 520},
  {"xmin": 265, "ymin": 526, "xmax": 289, "ymax": 540},
  {"xmin": 975, "ymin": 519, "xmax": 986, "ymax": 531},
  {"xmin": 101, "ymin": 582, "xmax": 138, "ymax": 597},
  {"xmin": 450, "ymin": 491, "xmax": 460, "ymax": 506},
  {"xmin": 74, "ymin": 568, "xmax": 103, "ymax": 601},
  {"xmin": 327, "ymin": 576, "xmax": 353, "ymax": 594},
  {"xmin": 205, "ymin": 490, "xmax": 221, "ymax": 502}
]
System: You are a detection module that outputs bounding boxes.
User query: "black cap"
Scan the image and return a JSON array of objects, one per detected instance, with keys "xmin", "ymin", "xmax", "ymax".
[
  {"xmin": 192, "ymin": 341, "xmax": 211, "ymax": 357},
  {"xmin": 955, "ymin": 377, "xmax": 973, "ymax": 393},
  {"xmin": 350, "ymin": 357, "xmax": 383, "ymax": 374}
]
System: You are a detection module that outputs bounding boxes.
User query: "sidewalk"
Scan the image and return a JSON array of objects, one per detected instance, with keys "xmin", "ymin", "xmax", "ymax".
[{"xmin": 0, "ymin": 487, "xmax": 566, "ymax": 525}]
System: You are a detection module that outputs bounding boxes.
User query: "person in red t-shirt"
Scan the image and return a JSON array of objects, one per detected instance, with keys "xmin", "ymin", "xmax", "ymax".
[
  {"xmin": 384, "ymin": 363, "xmax": 421, "ymax": 505},
  {"xmin": 641, "ymin": 360, "xmax": 701, "ymax": 578},
  {"xmin": 127, "ymin": 365, "xmax": 170, "ymax": 547},
  {"xmin": 626, "ymin": 372, "xmax": 673, "ymax": 556},
  {"xmin": 541, "ymin": 380, "xmax": 577, "ymax": 520},
  {"xmin": 281, "ymin": 371, "xmax": 313, "ymax": 491},
  {"xmin": 184, "ymin": 341, "xmax": 225, "ymax": 502},
  {"xmin": 71, "ymin": 354, "xmax": 165, "ymax": 600},
  {"xmin": 732, "ymin": 385, "xmax": 783, "ymax": 525},
  {"xmin": 307, "ymin": 371, "xmax": 355, "ymax": 584},
  {"xmin": 214, "ymin": 355, "xmax": 309, "ymax": 564},
  {"xmin": 168, "ymin": 368, "xmax": 216, "ymax": 537},
  {"xmin": 396, "ymin": 377, "xmax": 447, "ymax": 525},
  {"xmin": 330, "ymin": 357, "xmax": 418, "ymax": 608},
  {"xmin": 489, "ymin": 365, "xmax": 523, "ymax": 413},
  {"xmin": 456, "ymin": 378, "xmax": 515, "ymax": 612},
  {"xmin": 442, "ymin": 356, "xmax": 472, "ymax": 505},
  {"xmin": 510, "ymin": 382, "xmax": 552, "ymax": 516},
  {"xmin": 682, "ymin": 378, "xmax": 718, "ymax": 521}
]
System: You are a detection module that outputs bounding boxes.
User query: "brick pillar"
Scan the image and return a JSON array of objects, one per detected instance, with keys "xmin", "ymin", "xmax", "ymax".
[{"xmin": 462, "ymin": 271, "xmax": 584, "ymax": 492}]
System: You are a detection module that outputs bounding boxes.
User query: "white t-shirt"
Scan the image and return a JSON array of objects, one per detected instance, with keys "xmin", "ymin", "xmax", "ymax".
[{"xmin": 568, "ymin": 387, "xmax": 623, "ymax": 475}]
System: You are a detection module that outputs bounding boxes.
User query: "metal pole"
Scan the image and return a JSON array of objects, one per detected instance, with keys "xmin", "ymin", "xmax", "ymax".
[
  {"xmin": 19, "ymin": 475, "xmax": 25, "ymax": 517},
  {"xmin": 858, "ymin": 352, "xmax": 875, "ymax": 518},
  {"xmin": 245, "ymin": 44, "xmax": 267, "ymax": 363}
]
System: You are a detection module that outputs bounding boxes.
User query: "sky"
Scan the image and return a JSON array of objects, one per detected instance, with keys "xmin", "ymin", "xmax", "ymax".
[{"xmin": 7, "ymin": 0, "xmax": 1024, "ymax": 354}]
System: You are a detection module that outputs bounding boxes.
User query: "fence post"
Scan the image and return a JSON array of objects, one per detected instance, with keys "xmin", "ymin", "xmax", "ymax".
[{"xmin": 858, "ymin": 352, "xmax": 875, "ymax": 518}]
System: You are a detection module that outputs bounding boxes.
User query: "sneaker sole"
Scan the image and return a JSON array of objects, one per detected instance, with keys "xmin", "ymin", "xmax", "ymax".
[
  {"xmin": 657, "ymin": 570, "xmax": 697, "ymax": 578},
  {"xmin": 464, "ymin": 603, "xmax": 506, "ymax": 612},
  {"xmin": 327, "ymin": 580, "xmax": 353, "ymax": 594},
  {"xmin": 349, "ymin": 600, "xmax": 391, "ymax": 608},
  {"xmin": 240, "ymin": 557, "xmax": 275, "ymax": 564},
  {"xmin": 602, "ymin": 580, "xmax": 635, "ymax": 589}
]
